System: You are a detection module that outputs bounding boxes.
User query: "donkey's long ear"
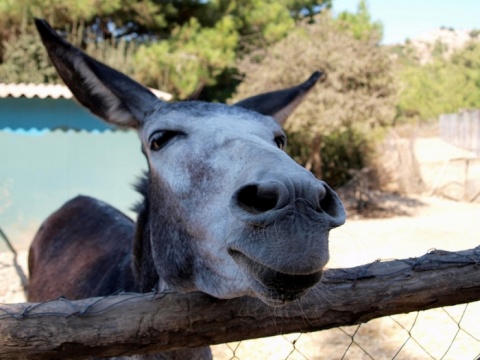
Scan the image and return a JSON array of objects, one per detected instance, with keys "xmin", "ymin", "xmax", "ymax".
[
  {"xmin": 35, "ymin": 19, "xmax": 159, "ymax": 128},
  {"xmin": 234, "ymin": 71, "xmax": 324, "ymax": 127}
]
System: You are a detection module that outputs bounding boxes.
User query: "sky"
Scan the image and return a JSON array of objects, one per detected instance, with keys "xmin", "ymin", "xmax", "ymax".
[{"xmin": 332, "ymin": 0, "xmax": 480, "ymax": 44}]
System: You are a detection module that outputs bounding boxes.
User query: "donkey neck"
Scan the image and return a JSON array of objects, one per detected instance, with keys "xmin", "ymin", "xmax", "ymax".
[
  {"xmin": 132, "ymin": 192, "xmax": 159, "ymax": 293},
  {"xmin": 132, "ymin": 173, "xmax": 198, "ymax": 293}
]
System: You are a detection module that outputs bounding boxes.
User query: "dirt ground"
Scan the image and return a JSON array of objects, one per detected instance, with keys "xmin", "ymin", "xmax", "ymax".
[{"xmin": 1, "ymin": 194, "xmax": 479, "ymax": 359}]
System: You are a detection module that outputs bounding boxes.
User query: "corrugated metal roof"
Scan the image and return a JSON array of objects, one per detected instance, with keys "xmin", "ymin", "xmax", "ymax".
[
  {"xmin": 0, "ymin": 83, "xmax": 172, "ymax": 101},
  {"xmin": 0, "ymin": 83, "xmax": 72, "ymax": 99}
]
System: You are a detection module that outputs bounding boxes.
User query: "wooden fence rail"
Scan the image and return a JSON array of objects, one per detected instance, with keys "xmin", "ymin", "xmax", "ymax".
[{"xmin": 1, "ymin": 246, "xmax": 480, "ymax": 360}]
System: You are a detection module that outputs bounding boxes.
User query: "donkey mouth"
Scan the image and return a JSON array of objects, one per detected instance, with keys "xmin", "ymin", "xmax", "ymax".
[{"xmin": 228, "ymin": 249, "xmax": 323, "ymax": 306}]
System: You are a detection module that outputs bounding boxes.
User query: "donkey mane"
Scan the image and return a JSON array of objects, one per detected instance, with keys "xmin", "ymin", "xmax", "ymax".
[{"xmin": 131, "ymin": 175, "xmax": 157, "ymax": 293}]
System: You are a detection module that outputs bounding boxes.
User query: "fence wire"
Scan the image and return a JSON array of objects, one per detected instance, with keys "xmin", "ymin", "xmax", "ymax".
[
  {"xmin": 211, "ymin": 302, "xmax": 480, "ymax": 360},
  {"xmin": 1, "ymin": 247, "xmax": 480, "ymax": 360},
  {"xmin": 440, "ymin": 110, "xmax": 480, "ymax": 156}
]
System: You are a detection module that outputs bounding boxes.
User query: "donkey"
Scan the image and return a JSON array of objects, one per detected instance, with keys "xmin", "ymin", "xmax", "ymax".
[{"xmin": 28, "ymin": 19, "xmax": 346, "ymax": 359}]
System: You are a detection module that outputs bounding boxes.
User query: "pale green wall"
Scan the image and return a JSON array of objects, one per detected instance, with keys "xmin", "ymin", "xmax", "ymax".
[
  {"xmin": 0, "ymin": 129, "xmax": 146, "ymax": 250},
  {"xmin": 0, "ymin": 97, "xmax": 114, "ymax": 131}
]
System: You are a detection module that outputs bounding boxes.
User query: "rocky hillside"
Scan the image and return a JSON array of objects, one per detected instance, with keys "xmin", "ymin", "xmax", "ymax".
[{"xmin": 400, "ymin": 27, "xmax": 480, "ymax": 64}]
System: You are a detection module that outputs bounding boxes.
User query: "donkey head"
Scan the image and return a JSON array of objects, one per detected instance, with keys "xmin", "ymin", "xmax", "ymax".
[{"xmin": 36, "ymin": 19, "xmax": 345, "ymax": 306}]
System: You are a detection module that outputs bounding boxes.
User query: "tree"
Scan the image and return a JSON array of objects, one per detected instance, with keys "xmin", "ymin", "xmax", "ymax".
[
  {"xmin": 231, "ymin": 11, "xmax": 397, "ymax": 184},
  {"xmin": 0, "ymin": 0, "xmax": 332, "ymax": 101},
  {"xmin": 0, "ymin": 0, "xmax": 146, "ymax": 84},
  {"xmin": 397, "ymin": 41, "xmax": 480, "ymax": 122},
  {"xmin": 0, "ymin": 32, "xmax": 59, "ymax": 83},
  {"xmin": 133, "ymin": 15, "xmax": 239, "ymax": 99},
  {"xmin": 336, "ymin": 0, "xmax": 383, "ymax": 41},
  {"xmin": 131, "ymin": 0, "xmax": 332, "ymax": 100}
]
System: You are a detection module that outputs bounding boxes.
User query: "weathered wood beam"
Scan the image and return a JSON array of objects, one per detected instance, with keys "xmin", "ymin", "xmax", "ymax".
[{"xmin": 1, "ymin": 247, "xmax": 479, "ymax": 359}]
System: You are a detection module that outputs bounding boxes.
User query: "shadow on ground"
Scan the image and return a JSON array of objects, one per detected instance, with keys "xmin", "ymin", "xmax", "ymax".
[{"xmin": 338, "ymin": 189, "xmax": 426, "ymax": 219}]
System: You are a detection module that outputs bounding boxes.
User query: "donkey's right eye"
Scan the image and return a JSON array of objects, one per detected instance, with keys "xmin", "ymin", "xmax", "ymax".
[{"xmin": 149, "ymin": 131, "xmax": 179, "ymax": 151}]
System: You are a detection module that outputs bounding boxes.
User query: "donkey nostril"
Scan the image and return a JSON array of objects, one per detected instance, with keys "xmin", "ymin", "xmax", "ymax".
[
  {"xmin": 318, "ymin": 183, "xmax": 346, "ymax": 227},
  {"xmin": 319, "ymin": 189, "xmax": 337, "ymax": 216},
  {"xmin": 236, "ymin": 184, "xmax": 279, "ymax": 214}
]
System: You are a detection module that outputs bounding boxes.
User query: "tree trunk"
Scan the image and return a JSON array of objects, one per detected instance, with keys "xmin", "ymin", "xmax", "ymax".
[
  {"xmin": 1, "ymin": 247, "xmax": 479, "ymax": 360},
  {"xmin": 305, "ymin": 134, "xmax": 323, "ymax": 178}
]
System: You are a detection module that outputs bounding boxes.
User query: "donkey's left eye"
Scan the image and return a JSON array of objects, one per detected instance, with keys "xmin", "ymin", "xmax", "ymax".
[
  {"xmin": 274, "ymin": 135, "xmax": 286, "ymax": 150},
  {"xmin": 150, "ymin": 131, "xmax": 180, "ymax": 151}
]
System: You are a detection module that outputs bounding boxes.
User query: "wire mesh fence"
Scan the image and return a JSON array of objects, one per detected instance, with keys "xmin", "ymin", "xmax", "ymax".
[
  {"xmin": 211, "ymin": 302, "xmax": 480, "ymax": 359},
  {"xmin": 440, "ymin": 110, "xmax": 480, "ymax": 156}
]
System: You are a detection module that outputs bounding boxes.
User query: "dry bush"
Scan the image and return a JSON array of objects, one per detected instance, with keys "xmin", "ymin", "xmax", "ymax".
[{"xmin": 231, "ymin": 12, "xmax": 398, "ymax": 182}]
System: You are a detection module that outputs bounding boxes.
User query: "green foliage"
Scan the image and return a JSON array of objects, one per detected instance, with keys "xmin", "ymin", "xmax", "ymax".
[
  {"xmin": 234, "ymin": 0, "xmax": 295, "ymax": 49},
  {"xmin": 0, "ymin": 0, "xmax": 331, "ymax": 100},
  {"xmin": 84, "ymin": 38, "xmax": 138, "ymax": 79},
  {"xmin": 0, "ymin": 23, "xmax": 137, "ymax": 84},
  {"xmin": 231, "ymin": 12, "xmax": 397, "ymax": 183},
  {"xmin": 130, "ymin": 0, "xmax": 331, "ymax": 99},
  {"xmin": 336, "ymin": 0, "xmax": 383, "ymax": 41},
  {"xmin": 287, "ymin": 128, "xmax": 375, "ymax": 186},
  {"xmin": 0, "ymin": 32, "xmax": 59, "ymax": 83},
  {"xmin": 320, "ymin": 128, "xmax": 374, "ymax": 186},
  {"xmin": 0, "ymin": 0, "xmax": 123, "ymax": 31},
  {"xmin": 134, "ymin": 15, "xmax": 239, "ymax": 99},
  {"xmin": 470, "ymin": 29, "xmax": 480, "ymax": 38},
  {"xmin": 397, "ymin": 41, "xmax": 480, "ymax": 122}
]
